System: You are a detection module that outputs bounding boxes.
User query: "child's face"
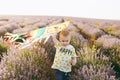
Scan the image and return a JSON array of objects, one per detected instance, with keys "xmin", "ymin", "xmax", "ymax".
[{"xmin": 59, "ymin": 35, "xmax": 71, "ymax": 46}]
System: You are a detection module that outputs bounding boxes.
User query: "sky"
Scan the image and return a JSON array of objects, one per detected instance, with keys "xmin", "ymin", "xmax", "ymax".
[{"xmin": 0, "ymin": 0, "xmax": 120, "ymax": 20}]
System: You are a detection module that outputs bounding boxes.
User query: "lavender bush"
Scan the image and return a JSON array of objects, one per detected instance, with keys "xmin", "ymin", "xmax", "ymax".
[
  {"xmin": 101, "ymin": 46, "xmax": 120, "ymax": 78},
  {"xmin": 0, "ymin": 43, "xmax": 55, "ymax": 80},
  {"xmin": 70, "ymin": 44, "xmax": 118, "ymax": 80},
  {"xmin": 0, "ymin": 37, "xmax": 8, "ymax": 61}
]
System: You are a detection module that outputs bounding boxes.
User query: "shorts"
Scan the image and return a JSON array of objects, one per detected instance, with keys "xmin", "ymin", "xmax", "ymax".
[{"xmin": 55, "ymin": 69, "xmax": 70, "ymax": 80}]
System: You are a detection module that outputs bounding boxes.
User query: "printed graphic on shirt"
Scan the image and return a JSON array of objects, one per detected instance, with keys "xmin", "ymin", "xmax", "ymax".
[{"xmin": 59, "ymin": 48, "xmax": 72, "ymax": 55}]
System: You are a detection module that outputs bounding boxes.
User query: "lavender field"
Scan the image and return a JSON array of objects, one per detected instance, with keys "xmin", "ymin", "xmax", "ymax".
[{"xmin": 0, "ymin": 15, "xmax": 120, "ymax": 80}]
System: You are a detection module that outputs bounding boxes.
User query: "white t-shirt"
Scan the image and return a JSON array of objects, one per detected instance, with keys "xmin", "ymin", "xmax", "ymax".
[{"xmin": 51, "ymin": 43, "xmax": 77, "ymax": 72}]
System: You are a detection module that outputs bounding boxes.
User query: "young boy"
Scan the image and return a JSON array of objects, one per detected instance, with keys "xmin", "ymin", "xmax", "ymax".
[{"xmin": 51, "ymin": 29, "xmax": 77, "ymax": 80}]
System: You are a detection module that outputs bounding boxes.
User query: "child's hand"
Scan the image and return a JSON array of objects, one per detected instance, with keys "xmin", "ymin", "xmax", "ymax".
[{"xmin": 71, "ymin": 57, "xmax": 77, "ymax": 66}]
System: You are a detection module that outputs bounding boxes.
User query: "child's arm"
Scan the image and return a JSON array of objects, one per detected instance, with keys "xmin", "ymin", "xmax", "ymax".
[
  {"xmin": 51, "ymin": 32, "xmax": 60, "ymax": 45},
  {"xmin": 71, "ymin": 57, "xmax": 77, "ymax": 66}
]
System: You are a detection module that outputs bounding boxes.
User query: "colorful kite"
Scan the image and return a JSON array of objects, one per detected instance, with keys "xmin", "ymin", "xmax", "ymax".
[{"xmin": 4, "ymin": 21, "xmax": 71, "ymax": 49}]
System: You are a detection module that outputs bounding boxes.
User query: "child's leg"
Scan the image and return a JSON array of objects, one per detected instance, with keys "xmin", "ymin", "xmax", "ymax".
[{"xmin": 55, "ymin": 69, "xmax": 64, "ymax": 80}]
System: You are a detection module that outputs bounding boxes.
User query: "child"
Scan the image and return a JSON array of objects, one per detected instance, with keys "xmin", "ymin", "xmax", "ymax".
[{"xmin": 51, "ymin": 29, "xmax": 77, "ymax": 80}]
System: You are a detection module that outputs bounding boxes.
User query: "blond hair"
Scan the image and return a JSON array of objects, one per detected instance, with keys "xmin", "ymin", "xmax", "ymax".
[{"xmin": 59, "ymin": 29, "xmax": 70, "ymax": 37}]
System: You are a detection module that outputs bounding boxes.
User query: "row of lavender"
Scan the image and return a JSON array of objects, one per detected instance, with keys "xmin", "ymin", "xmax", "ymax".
[{"xmin": 0, "ymin": 16, "xmax": 120, "ymax": 49}]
